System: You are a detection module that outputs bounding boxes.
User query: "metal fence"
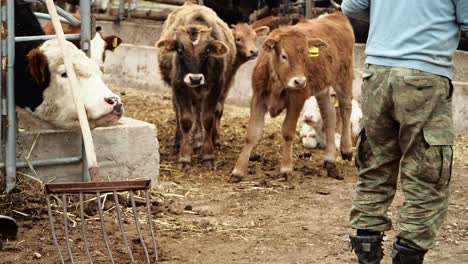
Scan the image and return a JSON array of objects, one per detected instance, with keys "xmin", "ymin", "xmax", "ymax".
[{"xmin": 1, "ymin": 0, "xmax": 95, "ymax": 192}]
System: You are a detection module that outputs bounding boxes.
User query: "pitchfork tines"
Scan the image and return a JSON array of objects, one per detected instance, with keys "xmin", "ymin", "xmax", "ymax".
[{"xmin": 45, "ymin": 180, "xmax": 159, "ymax": 264}]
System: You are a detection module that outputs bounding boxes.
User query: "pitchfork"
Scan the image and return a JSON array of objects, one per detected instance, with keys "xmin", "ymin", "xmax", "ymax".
[{"xmin": 43, "ymin": 1, "xmax": 158, "ymax": 263}]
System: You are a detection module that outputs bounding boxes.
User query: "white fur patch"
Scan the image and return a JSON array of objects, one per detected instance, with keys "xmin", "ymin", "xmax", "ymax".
[
  {"xmin": 90, "ymin": 32, "xmax": 106, "ymax": 70},
  {"xmin": 32, "ymin": 39, "xmax": 122, "ymax": 129}
]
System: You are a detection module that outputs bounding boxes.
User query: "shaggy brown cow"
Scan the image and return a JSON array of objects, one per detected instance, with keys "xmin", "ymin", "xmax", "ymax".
[
  {"xmin": 157, "ymin": 3, "xmax": 237, "ymax": 169},
  {"xmin": 231, "ymin": 12, "xmax": 355, "ymax": 182}
]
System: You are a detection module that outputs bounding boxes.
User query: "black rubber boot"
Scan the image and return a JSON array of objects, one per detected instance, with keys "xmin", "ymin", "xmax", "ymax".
[
  {"xmin": 350, "ymin": 234, "xmax": 384, "ymax": 264},
  {"xmin": 391, "ymin": 240, "xmax": 426, "ymax": 264}
]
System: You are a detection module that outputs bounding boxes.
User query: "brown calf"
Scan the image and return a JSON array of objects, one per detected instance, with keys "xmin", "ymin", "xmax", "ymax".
[
  {"xmin": 231, "ymin": 12, "xmax": 355, "ymax": 182},
  {"xmin": 251, "ymin": 15, "xmax": 304, "ymax": 31}
]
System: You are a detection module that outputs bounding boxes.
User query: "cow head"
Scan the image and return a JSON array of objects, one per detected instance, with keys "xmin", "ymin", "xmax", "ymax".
[
  {"xmin": 91, "ymin": 26, "xmax": 123, "ymax": 71},
  {"xmin": 231, "ymin": 23, "xmax": 269, "ymax": 60},
  {"xmin": 262, "ymin": 30, "xmax": 328, "ymax": 90},
  {"xmin": 27, "ymin": 39, "xmax": 124, "ymax": 129},
  {"xmin": 156, "ymin": 25, "xmax": 229, "ymax": 88}
]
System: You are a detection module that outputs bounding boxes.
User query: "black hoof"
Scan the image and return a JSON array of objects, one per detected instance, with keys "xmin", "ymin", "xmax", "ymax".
[
  {"xmin": 341, "ymin": 151, "xmax": 353, "ymax": 161},
  {"xmin": 323, "ymin": 161, "xmax": 343, "ymax": 180},
  {"xmin": 229, "ymin": 174, "xmax": 243, "ymax": 183}
]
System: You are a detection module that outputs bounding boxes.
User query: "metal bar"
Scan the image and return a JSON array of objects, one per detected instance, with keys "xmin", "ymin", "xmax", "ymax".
[
  {"xmin": 14, "ymin": 33, "xmax": 81, "ymax": 42},
  {"xmin": 80, "ymin": 0, "xmax": 91, "ymax": 183},
  {"xmin": 62, "ymin": 193, "xmax": 75, "ymax": 264},
  {"xmin": 113, "ymin": 191, "xmax": 135, "ymax": 262},
  {"xmin": 5, "ymin": 0, "xmax": 16, "ymax": 193},
  {"xmin": 0, "ymin": 3, "xmax": 4, "ymax": 165},
  {"xmin": 145, "ymin": 190, "xmax": 159, "ymax": 263},
  {"xmin": 80, "ymin": 0, "xmax": 91, "ymax": 55},
  {"xmin": 79, "ymin": 192, "xmax": 94, "ymax": 264},
  {"xmin": 0, "ymin": 156, "xmax": 81, "ymax": 169},
  {"xmin": 36, "ymin": 0, "xmax": 81, "ymax": 26},
  {"xmin": 118, "ymin": 0, "xmax": 125, "ymax": 22},
  {"xmin": 46, "ymin": 195, "xmax": 66, "ymax": 264},
  {"xmin": 34, "ymin": 12, "xmax": 76, "ymax": 25},
  {"xmin": 96, "ymin": 191, "xmax": 115, "ymax": 264},
  {"xmin": 45, "ymin": 179, "xmax": 151, "ymax": 194},
  {"xmin": 130, "ymin": 191, "xmax": 150, "ymax": 264}
]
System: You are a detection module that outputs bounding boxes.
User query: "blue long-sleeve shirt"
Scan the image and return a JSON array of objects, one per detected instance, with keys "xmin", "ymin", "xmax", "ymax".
[{"xmin": 342, "ymin": 0, "xmax": 468, "ymax": 79}]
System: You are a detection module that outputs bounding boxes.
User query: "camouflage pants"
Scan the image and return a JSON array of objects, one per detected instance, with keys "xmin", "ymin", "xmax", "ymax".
[{"xmin": 350, "ymin": 64, "xmax": 454, "ymax": 251}]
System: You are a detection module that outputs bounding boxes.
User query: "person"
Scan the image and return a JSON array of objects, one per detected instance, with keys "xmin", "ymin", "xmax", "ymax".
[{"xmin": 341, "ymin": 1, "xmax": 468, "ymax": 263}]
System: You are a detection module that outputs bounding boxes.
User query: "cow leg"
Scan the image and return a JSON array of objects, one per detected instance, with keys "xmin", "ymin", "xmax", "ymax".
[
  {"xmin": 335, "ymin": 82, "xmax": 354, "ymax": 161},
  {"xmin": 231, "ymin": 95, "xmax": 267, "ymax": 183},
  {"xmin": 172, "ymin": 96, "xmax": 182, "ymax": 152},
  {"xmin": 192, "ymin": 103, "xmax": 204, "ymax": 152},
  {"xmin": 316, "ymin": 89, "xmax": 340, "ymax": 179},
  {"xmin": 280, "ymin": 101, "xmax": 303, "ymax": 179},
  {"xmin": 213, "ymin": 102, "xmax": 224, "ymax": 147},
  {"xmin": 174, "ymin": 90, "xmax": 194, "ymax": 169}
]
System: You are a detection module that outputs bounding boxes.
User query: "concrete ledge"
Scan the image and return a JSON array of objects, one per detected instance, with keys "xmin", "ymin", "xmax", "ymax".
[{"xmin": 17, "ymin": 117, "xmax": 160, "ymax": 189}]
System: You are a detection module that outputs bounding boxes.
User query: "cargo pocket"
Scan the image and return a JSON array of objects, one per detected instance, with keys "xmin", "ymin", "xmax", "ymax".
[
  {"xmin": 355, "ymin": 127, "xmax": 372, "ymax": 170},
  {"xmin": 422, "ymin": 128, "xmax": 454, "ymax": 187}
]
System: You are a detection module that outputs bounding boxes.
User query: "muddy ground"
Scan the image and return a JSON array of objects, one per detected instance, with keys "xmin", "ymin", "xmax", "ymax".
[{"xmin": 1, "ymin": 87, "xmax": 468, "ymax": 264}]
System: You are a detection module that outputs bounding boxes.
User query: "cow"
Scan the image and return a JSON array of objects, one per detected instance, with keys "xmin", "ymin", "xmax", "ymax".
[
  {"xmin": 156, "ymin": 3, "xmax": 238, "ymax": 169},
  {"xmin": 251, "ymin": 15, "xmax": 304, "ymax": 31},
  {"xmin": 42, "ymin": 11, "xmax": 123, "ymax": 71},
  {"xmin": 230, "ymin": 12, "xmax": 355, "ymax": 182},
  {"xmin": 14, "ymin": 0, "xmax": 123, "ymax": 129},
  {"xmin": 300, "ymin": 93, "xmax": 362, "ymax": 150}
]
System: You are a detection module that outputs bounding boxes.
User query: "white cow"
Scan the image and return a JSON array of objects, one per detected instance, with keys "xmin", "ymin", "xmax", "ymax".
[{"xmin": 299, "ymin": 95, "xmax": 362, "ymax": 150}]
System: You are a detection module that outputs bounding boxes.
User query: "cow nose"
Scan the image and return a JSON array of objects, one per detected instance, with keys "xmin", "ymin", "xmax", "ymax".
[
  {"xmin": 105, "ymin": 96, "xmax": 119, "ymax": 106},
  {"xmin": 105, "ymin": 96, "xmax": 124, "ymax": 115},
  {"xmin": 249, "ymin": 49, "xmax": 258, "ymax": 57},
  {"xmin": 185, "ymin": 73, "xmax": 205, "ymax": 86},
  {"xmin": 288, "ymin": 77, "xmax": 307, "ymax": 89}
]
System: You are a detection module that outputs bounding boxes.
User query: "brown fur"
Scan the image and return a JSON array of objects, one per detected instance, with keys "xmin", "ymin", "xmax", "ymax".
[
  {"xmin": 231, "ymin": 12, "xmax": 355, "ymax": 181},
  {"xmin": 157, "ymin": 3, "xmax": 237, "ymax": 168},
  {"xmin": 251, "ymin": 15, "xmax": 304, "ymax": 31},
  {"xmin": 27, "ymin": 48, "xmax": 49, "ymax": 86}
]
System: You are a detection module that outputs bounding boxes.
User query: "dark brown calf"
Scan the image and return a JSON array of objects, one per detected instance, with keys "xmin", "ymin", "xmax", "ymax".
[
  {"xmin": 157, "ymin": 3, "xmax": 237, "ymax": 169},
  {"xmin": 231, "ymin": 12, "xmax": 355, "ymax": 182}
]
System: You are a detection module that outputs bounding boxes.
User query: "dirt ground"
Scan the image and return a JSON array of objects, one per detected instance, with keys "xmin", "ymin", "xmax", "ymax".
[{"xmin": 1, "ymin": 87, "xmax": 468, "ymax": 264}]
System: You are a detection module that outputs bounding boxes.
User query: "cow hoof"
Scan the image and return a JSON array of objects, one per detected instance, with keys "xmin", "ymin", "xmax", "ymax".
[
  {"xmin": 229, "ymin": 174, "xmax": 243, "ymax": 183},
  {"xmin": 341, "ymin": 151, "xmax": 353, "ymax": 161},
  {"xmin": 177, "ymin": 162, "xmax": 191, "ymax": 170},
  {"xmin": 323, "ymin": 161, "xmax": 343, "ymax": 180},
  {"xmin": 202, "ymin": 160, "xmax": 214, "ymax": 170},
  {"xmin": 280, "ymin": 171, "xmax": 292, "ymax": 181}
]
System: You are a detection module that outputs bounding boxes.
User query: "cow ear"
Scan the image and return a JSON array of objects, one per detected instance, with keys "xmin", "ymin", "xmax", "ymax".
[
  {"xmin": 262, "ymin": 38, "xmax": 277, "ymax": 52},
  {"xmin": 208, "ymin": 40, "xmax": 229, "ymax": 57},
  {"xmin": 104, "ymin": 35, "xmax": 122, "ymax": 51},
  {"xmin": 307, "ymin": 38, "xmax": 328, "ymax": 49},
  {"xmin": 156, "ymin": 39, "xmax": 177, "ymax": 55},
  {"xmin": 27, "ymin": 48, "xmax": 49, "ymax": 86},
  {"xmin": 255, "ymin": 26, "xmax": 270, "ymax": 38}
]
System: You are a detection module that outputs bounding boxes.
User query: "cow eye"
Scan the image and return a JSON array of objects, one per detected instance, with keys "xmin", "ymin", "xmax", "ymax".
[
  {"xmin": 236, "ymin": 38, "xmax": 241, "ymax": 42},
  {"xmin": 177, "ymin": 48, "xmax": 183, "ymax": 54},
  {"xmin": 281, "ymin": 53, "xmax": 288, "ymax": 61},
  {"xmin": 60, "ymin": 71, "xmax": 68, "ymax": 78},
  {"xmin": 205, "ymin": 48, "xmax": 210, "ymax": 56}
]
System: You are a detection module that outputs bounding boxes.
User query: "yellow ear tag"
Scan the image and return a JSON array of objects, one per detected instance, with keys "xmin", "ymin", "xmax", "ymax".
[
  {"xmin": 112, "ymin": 37, "xmax": 118, "ymax": 48},
  {"xmin": 333, "ymin": 97, "xmax": 339, "ymax": 108},
  {"xmin": 308, "ymin": 46, "xmax": 319, "ymax": 57}
]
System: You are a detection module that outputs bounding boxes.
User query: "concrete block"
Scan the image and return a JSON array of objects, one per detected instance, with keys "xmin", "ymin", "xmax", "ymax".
[{"xmin": 17, "ymin": 117, "xmax": 160, "ymax": 189}]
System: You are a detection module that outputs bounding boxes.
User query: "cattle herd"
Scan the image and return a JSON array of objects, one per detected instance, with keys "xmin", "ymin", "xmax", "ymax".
[{"xmin": 14, "ymin": 0, "xmax": 362, "ymax": 181}]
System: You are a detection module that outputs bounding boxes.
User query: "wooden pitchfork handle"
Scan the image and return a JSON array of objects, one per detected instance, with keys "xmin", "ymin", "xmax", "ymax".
[{"xmin": 44, "ymin": 0, "xmax": 100, "ymax": 181}]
